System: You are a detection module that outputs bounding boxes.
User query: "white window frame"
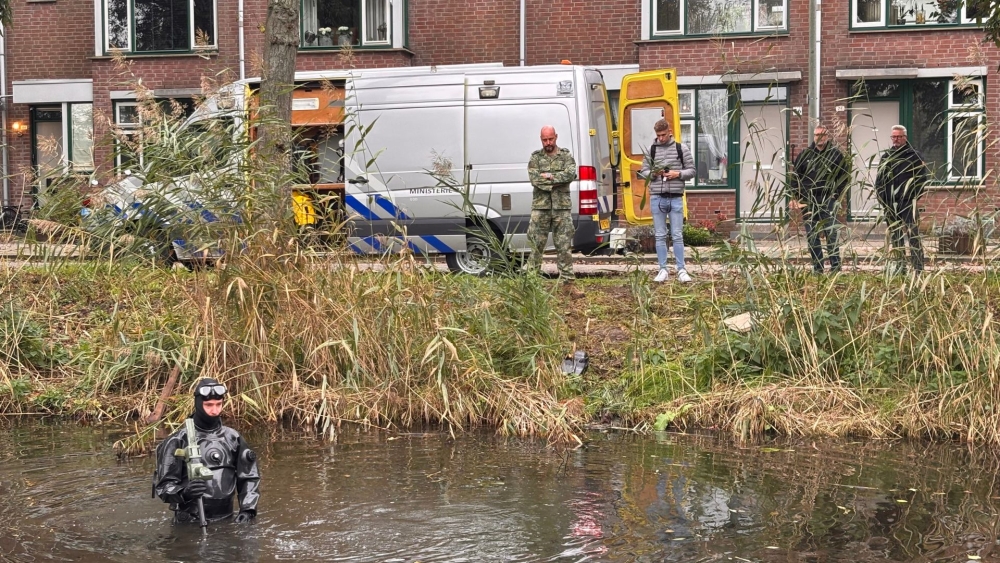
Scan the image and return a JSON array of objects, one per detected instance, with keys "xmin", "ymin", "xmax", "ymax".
[
  {"xmin": 946, "ymin": 112, "xmax": 983, "ymax": 181},
  {"xmin": 946, "ymin": 78, "xmax": 984, "ymax": 181},
  {"xmin": 680, "ymin": 119, "xmax": 696, "ymax": 185},
  {"xmin": 961, "ymin": 1, "xmax": 987, "ymax": 24},
  {"xmin": 755, "ymin": 0, "xmax": 786, "ymax": 29},
  {"xmin": 104, "ymin": 0, "xmax": 218, "ymax": 53},
  {"xmin": 115, "ymin": 102, "xmax": 143, "ymax": 170},
  {"xmin": 361, "ymin": 0, "xmax": 391, "ymax": 46},
  {"xmin": 104, "ymin": 0, "xmax": 132, "ymax": 52},
  {"xmin": 678, "ymin": 90, "xmax": 695, "ymax": 116},
  {"xmin": 191, "ymin": 0, "xmax": 219, "ymax": 49},
  {"xmin": 650, "ymin": 0, "xmax": 787, "ymax": 37},
  {"xmin": 653, "ymin": 0, "xmax": 683, "ymax": 35},
  {"xmin": 949, "ymin": 78, "xmax": 984, "ymax": 109},
  {"xmin": 852, "ymin": 0, "xmax": 886, "ymax": 28}
]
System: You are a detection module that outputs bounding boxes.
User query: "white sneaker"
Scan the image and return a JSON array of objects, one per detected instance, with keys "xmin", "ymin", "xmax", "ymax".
[
  {"xmin": 653, "ymin": 269, "xmax": 669, "ymax": 283},
  {"xmin": 677, "ymin": 269, "xmax": 692, "ymax": 283}
]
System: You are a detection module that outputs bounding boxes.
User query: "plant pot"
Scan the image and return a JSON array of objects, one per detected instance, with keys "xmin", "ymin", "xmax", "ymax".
[
  {"xmin": 639, "ymin": 234, "xmax": 656, "ymax": 254},
  {"xmin": 940, "ymin": 233, "xmax": 983, "ymax": 255},
  {"xmin": 338, "ymin": 33, "xmax": 352, "ymax": 46}
]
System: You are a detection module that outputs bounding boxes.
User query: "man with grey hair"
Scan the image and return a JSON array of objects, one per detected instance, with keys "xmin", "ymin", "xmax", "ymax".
[
  {"xmin": 789, "ymin": 124, "xmax": 849, "ymax": 273},
  {"xmin": 875, "ymin": 124, "xmax": 929, "ymax": 273}
]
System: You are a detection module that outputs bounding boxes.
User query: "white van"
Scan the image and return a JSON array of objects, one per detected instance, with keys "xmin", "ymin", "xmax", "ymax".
[
  {"xmin": 331, "ymin": 64, "xmax": 616, "ymax": 273},
  {"xmin": 93, "ymin": 64, "xmax": 686, "ymax": 273}
]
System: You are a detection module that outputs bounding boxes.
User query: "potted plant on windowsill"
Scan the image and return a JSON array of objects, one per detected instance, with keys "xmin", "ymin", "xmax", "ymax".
[
  {"xmin": 337, "ymin": 26, "xmax": 352, "ymax": 46},
  {"xmin": 317, "ymin": 27, "xmax": 333, "ymax": 46}
]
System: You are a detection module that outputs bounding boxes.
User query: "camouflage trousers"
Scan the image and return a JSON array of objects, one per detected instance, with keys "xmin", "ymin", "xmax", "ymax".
[{"xmin": 526, "ymin": 208, "xmax": 575, "ymax": 279}]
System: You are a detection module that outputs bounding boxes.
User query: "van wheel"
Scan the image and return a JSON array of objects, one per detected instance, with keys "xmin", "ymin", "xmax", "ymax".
[{"xmin": 445, "ymin": 233, "xmax": 495, "ymax": 275}]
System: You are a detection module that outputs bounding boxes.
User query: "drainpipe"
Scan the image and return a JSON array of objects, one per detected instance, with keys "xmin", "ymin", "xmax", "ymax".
[
  {"xmin": 808, "ymin": 0, "xmax": 821, "ymax": 124},
  {"xmin": 519, "ymin": 0, "xmax": 525, "ymax": 66},
  {"xmin": 0, "ymin": 24, "xmax": 9, "ymax": 208},
  {"xmin": 238, "ymin": 0, "xmax": 246, "ymax": 80}
]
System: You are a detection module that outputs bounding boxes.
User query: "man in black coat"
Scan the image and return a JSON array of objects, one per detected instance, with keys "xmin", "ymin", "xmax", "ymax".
[
  {"xmin": 789, "ymin": 125, "xmax": 849, "ymax": 273},
  {"xmin": 875, "ymin": 125, "xmax": 930, "ymax": 273}
]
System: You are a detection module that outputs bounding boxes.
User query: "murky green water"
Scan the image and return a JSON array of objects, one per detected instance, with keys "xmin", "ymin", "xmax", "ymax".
[{"xmin": 2, "ymin": 421, "xmax": 1000, "ymax": 562}]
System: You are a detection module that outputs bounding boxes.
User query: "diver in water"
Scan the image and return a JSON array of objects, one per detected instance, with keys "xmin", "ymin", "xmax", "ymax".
[{"xmin": 153, "ymin": 378, "xmax": 260, "ymax": 524}]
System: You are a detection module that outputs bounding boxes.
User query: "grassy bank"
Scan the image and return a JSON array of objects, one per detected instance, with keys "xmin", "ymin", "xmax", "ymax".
[{"xmin": 3, "ymin": 252, "xmax": 1000, "ymax": 450}]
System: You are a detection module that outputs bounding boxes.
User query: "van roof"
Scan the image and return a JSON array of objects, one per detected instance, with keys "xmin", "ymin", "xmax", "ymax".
[{"xmin": 240, "ymin": 63, "xmax": 601, "ymax": 85}]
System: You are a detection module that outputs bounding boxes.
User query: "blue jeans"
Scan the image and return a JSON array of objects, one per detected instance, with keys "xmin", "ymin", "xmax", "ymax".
[{"xmin": 650, "ymin": 194, "xmax": 685, "ymax": 271}]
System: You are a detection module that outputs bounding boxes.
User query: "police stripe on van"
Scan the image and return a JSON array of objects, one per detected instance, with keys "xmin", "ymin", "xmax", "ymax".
[
  {"xmin": 348, "ymin": 235, "xmax": 455, "ymax": 255},
  {"xmin": 597, "ymin": 195, "xmax": 613, "ymax": 215},
  {"xmin": 344, "ymin": 194, "xmax": 410, "ymax": 221}
]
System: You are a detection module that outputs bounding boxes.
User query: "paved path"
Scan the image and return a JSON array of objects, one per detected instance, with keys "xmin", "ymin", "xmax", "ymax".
[{"xmin": 0, "ymin": 235, "xmax": 995, "ymax": 277}]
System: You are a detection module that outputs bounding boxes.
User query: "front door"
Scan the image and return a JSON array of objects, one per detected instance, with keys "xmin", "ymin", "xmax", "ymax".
[
  {"xmin": 848, "ymin": 100, "xmax": 899, "ymax": 220},
  {"xmin": 31, "ymin": 106, "xmax": 64, "ymax": 204},
  {"xmin": 737, "ymin": 104, "xmax": 787, "ymax": 220}
]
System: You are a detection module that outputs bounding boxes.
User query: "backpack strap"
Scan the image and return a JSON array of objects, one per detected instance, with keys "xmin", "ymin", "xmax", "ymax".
[
  {"xmin": 676, "ymin": 141, "xmax": 683, "ymax": 163},
  {"xmin": 650, "ymin": 143, "xmax": 657, "ymax": 163}
]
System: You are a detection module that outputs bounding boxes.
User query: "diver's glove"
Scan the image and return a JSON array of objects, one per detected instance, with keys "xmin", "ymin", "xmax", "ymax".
[
  {"xmin": 234, "ymin": 511, "xmax": 256, "ymax": 524},
  {"xmin": 182, "ymin": 479, "xmax": 207, "ymax": 501}
]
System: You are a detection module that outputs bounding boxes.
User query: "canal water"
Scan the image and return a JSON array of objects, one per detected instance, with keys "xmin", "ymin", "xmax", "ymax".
[{"xmin": 1, "ymin": 421, "xmax": 999, "ymax": 562}]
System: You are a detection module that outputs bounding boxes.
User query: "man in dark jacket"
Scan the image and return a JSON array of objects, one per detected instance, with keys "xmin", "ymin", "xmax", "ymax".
[
  {"xmin": 790, "ymin": 125, "xmax": 849, "ymax": 273},
  {"xmin": 875, "ymin": 125, "xmax": 930, "ymax": 273},
  {"xmin": 154, "ymin": 378, "xmax": 260, "ymax": 524}
]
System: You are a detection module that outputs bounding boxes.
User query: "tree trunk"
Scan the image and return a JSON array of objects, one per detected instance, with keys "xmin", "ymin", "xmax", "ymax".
[{"xmin": 257, "ymin": 0, "xmax": 299, "ymax": 183}]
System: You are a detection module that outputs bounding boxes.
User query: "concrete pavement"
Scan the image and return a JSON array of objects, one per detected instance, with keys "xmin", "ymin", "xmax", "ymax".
[{"xmin": 0, "ymin": 233, "xmax": 995, "ymax": 277}]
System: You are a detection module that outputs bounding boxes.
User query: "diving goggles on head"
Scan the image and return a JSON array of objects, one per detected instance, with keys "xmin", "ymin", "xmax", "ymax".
[{"xmin": 196, "ymin": 383, "xmax": 228, "ymax": 398}]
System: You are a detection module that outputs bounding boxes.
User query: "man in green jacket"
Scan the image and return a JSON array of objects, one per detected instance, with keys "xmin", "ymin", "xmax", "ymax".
[{"xmin": 526, "ymin": 125, "xmax": 578, "ymax": 281}]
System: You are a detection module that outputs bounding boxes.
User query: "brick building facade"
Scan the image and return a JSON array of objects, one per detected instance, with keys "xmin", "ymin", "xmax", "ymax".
[{"xmin": 2, "ymin": 0, "xmax": 996, "ymax": 229}]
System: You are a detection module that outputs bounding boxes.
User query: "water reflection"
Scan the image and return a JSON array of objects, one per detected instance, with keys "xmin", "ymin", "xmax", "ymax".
[{"xmin": 1, "ymin": 421, "xmax": 1000, "ymax": 562}]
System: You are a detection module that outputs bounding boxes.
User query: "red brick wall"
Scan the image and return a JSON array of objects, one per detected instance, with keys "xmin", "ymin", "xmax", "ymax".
[
  {"xmin": 5, "ymin": 0, "xmax": 96, "ymax": 207},
  {"xmin": 409, "ymin": 0, "xmax": 520, "ymax": 66},
  {"xmin": 525, "ymin": 0, "xmax": 640, "ymax": 66}
]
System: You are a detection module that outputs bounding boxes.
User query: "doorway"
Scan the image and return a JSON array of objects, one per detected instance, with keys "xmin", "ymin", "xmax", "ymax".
[
  {"xmin": 737, "ymin": 103, "xmax": 787, "ymax": 220},
  {"xmin": 30, "ymin": 106, "xmax": 64, "ymax": 202},
  {"xmin": 848, "ymin": 100, "xmax": 899, "ymax": 220}
]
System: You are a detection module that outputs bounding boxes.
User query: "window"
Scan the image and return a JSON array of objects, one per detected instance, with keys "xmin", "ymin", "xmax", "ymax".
[
  {"xmin": 301, "ymin": 0, "xmax": 390, "ymax": 47},
  {"xmin": 652, "ymin": 0, "xmax": 787, "ymax": 37},
  {"xmin": 695, "ymin": 89, "xmax": 730, "ymax": 186},
  {"xmin": 30, "ymin": 104, "xmax": 94, "ymax": 190},
  {"xmin": 852, "ymin": 78, "xmax": 984, "ymax": 182},
  {"xmin": 852, "ymin": 0, "xmax": 985, "ymax": 29},
  {"xmin": 946, "ymin": 79, "xmax": 984, "ymax": 180},
  {"xmin": 113, "ymin": 99, "xmax": 196, "ymax": 171},
  {"xmin": 70, "ymin": 105, "xmax": 94, "ymax": 171},
  {"xmin": 106, "ymin": 0, "xmax": 216, "ymax": 53},
  {"xmin": 115, "ymin": 103, "xmax": 143, "ymax": 170}
]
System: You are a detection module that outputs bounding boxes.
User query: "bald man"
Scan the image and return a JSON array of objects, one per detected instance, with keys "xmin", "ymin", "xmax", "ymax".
[{"xmin": 526, "ymin": 125, "xmax": 578, "ymax": 284}]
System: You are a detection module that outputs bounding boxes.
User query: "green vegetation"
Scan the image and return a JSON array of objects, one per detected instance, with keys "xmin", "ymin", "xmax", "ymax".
[{"xmin": 4, "ymin": 64, "xmax": 1000, "ymax": 453}]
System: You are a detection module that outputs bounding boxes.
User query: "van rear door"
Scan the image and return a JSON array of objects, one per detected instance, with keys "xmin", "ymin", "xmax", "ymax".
[
  {"xmin": 615, "ymin": 69, "xmax": 679, "ymax": 225},
  {"xmin": 585, "ymin": 70, "xmax": 614, "ymax": 232}
]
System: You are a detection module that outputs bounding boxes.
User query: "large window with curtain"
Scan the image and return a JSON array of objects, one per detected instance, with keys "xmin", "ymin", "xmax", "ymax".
[
  {"xmin": 301, "ymin": 0, "xmax": 390, "ymax": 48},
  {"xmin": 105, "ymin": 0, "xmax": 216, "ymax": 53},
  {"xmin": 651, "ymin": 0, "xmax": 787, "ymax": 37}
]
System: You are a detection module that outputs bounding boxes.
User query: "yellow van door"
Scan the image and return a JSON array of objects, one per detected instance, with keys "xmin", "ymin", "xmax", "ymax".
[{"xmin": 615, "ymin": 69, "xmax": 683, "ymax": 225}]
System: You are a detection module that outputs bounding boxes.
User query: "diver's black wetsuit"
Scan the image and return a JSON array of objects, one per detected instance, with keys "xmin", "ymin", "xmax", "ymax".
[{"xmin": 153, "ymin": 378, "xmax": 260, "ymax": 523}]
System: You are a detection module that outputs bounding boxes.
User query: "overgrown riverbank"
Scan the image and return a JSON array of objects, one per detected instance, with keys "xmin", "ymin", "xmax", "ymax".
[{"xmin": 2, "ymin": 253, "xmax": 999, "ymax": 451}]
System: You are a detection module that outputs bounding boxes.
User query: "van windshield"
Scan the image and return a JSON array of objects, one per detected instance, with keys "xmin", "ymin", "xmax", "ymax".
[{"xmin": 184, "ymin": 116, "xmax": 240, "ymax": 166}]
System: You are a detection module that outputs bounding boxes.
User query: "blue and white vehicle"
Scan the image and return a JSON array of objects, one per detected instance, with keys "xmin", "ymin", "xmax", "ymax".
[{"xmin": 91, "ymin": 63, "xmax": 620, "ymax": 273}]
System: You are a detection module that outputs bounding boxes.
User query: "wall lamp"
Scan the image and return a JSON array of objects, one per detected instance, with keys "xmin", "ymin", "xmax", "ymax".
[{"xmin": 10, "ymin": 121, "xmax": 25, "ymax": 138}]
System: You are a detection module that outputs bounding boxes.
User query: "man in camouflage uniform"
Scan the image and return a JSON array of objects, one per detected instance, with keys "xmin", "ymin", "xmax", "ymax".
[{"xmin": 526, "ymin": 125, "xmax": 578, "ymax": 280}]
